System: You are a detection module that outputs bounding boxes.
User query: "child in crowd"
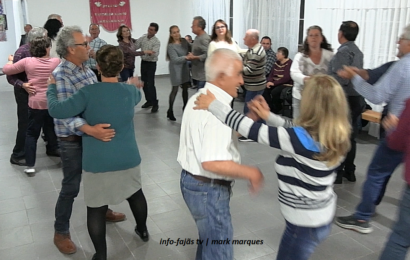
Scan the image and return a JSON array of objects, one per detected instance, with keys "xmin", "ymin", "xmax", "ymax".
[{"xmin": 194, "ymin": 74, "xmax": 351, "ymax": 260}]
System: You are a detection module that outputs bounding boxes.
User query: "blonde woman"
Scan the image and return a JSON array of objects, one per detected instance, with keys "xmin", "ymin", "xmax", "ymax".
[
  {"xmin": 194, "ymin": 74, "xmax": 351, "ymax": 260},
  {"xmin": 207, "ymin": 19, "xmax": 244, "ymax": 56},
  {"xmin": 291, "ymin": 25, "xmax": 333, "ymax": 119},
  {"xmin": 166, "ymin": 25, "xmax": 191, "ymax": 121}
]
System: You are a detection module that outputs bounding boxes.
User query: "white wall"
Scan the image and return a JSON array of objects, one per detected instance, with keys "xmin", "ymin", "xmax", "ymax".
[
  {"xmin": 25, "ymin": 0, "xmax": 195, "ymax": 75},
  {"xmin": 0, "ymin": 0, "xmax": 22, "ymax": 65}
]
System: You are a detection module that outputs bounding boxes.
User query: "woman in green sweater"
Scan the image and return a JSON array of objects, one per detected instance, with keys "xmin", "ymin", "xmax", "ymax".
[{"xmin": 47, "ymin": 45, "xmax": 148, "ymax": 260}]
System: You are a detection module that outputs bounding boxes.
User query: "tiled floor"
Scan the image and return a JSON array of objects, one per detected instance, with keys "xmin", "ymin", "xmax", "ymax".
[{"xmin": 0, "ymin": 75, "xmax": 408, "ymax": 260}]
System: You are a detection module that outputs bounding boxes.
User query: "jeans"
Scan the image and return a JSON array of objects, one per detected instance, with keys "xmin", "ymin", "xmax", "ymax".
[
  {"xmin": 25, "ymin": 108, "xmax": 58, "ymax": 167},
  {"xmin": 180, "ymin": 170, "xmax": 233, "ymax": 260},
  {"xmin": 196, "ymin": 80, "xmax": 206, "ymax": 89},
  {"xmin": 120, "ymin": 68, "xmax": 134, "ymax": 82},
  {"xmin": 276, "ymin": 221, "xmax": 332, "ymax": 260},
  {"xmin": 54, "ymin": 140, "xmax": 83, "ymax": 234},
  {"xmin": 355, "ymin": 138, "xmax": 403, "ymax": 220},
  {"xmin": 141, "ymin": 61, "xmax": 158, "ymax": 105},
  {"xmin": 380, "ymin": 185, "xmax": 410, "ymax": 260},
  {"xmin": 244, "ymin": 89, "xmax": 264, "ymax": 114},
  {"xmin": 12, "ymin": 87, "xmax": 29, "ymax": 159}
]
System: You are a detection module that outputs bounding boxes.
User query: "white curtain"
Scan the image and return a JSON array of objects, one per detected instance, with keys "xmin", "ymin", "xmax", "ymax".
[
  {"xmin": 233, "ymin": 0, "xmax": 301, "ymax": 59},
  {"xmin": 189, "ymin": 0, "xmax": 230, "ymax": 35}
]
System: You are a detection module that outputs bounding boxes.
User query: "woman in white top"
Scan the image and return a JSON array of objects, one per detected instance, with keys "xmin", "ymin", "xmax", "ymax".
[
  {"xmin": 207, "ymin": 19, "xmax": 244, "ymax": 56},
  {"xmin": 291, "ymin": 25, "xmax": 333, "ymax": 119}
]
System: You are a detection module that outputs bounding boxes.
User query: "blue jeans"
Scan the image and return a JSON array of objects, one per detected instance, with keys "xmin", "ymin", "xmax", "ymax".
[
  {"xmin": 355, "ymin": 138, "xmax": 403, "ymax": 220},
  {"xmin": 244, "ymin": 89, "xmax": 264, "ymax": 114},
  {"xmin": 25, "ymin": 108, "xmax": 58, "ymax": 167},
  {"xmin": 120, "ymin": 68, "xmax": 134, "ymax": 82},
  {"xmin": 54, "ymin": 140, "xmax": 82, "ymax": 234},
  {"xmin": 180, "ymin": 170, "xmax": 233, "ymax": 260},
  {"xmin": 196, "ymin": 81, "xmax": 206, "ymax": 89},
  {"xmin": 276, "ymin": 221, "xmax": 332, "ymax": 260},
  {"xmin": 380, "ymin": 185, "xmax": 410, "ymax": 260}
]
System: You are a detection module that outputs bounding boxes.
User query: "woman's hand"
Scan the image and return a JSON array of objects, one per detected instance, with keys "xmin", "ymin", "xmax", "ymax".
[
  {"xmin": 193, "ymin": 90, "xmax": 216, "ymax": 110},
  {"xmin": 266, "ymin": 82, "xmax": 274, "ymax": 88},
  {"xmin": 8, "ymin": 55, "xmax": 13, "ymax": 62},
  {"xmin": 127, "ymin": 77, "xmax": 144, "ymax": 89},
  {"xmin": 48, "ymin": 74, "xmax": 56, "ymax": 85},
  {"xmin": 144, "ymin": 50, "xmax": 155, "ymax": 55},
  {"xmin": 382, "ymin": 113, "xmax": 399, "ymax": 132},
  {"xmin": 248, "ymin": 95, "xmax": 270, "ymax": 120}
]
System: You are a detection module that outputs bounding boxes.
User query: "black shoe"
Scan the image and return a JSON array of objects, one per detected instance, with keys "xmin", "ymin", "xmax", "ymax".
[
  {"xmin": 135, "ymin": 227, "xmax": 149, "ymax": 242},
  {"xmin": 343, "ymin": 170, "xmax": 356, "ymax": 182},
  {"xmin": 238, "ymin": 136, "xmax": 254, "ymax": 142},
  {"xmin": 91, "ymin": 253, "xmax": 98, "ymax": 260},
  {"xmin": 335, "ymin": 215, "xmax": 373, "ymax": 234},
  {"xmin": 142, "ymin": 102, "xmax": 152, "ymax": 108},
  {"xmin": 46, "ymin": 149, "xmax": 61, "ymax": 157},
  {"xmin": 10, "ymin": 156, "xmax": 27, "ymax": 166},
  {"xmin": 151, "ymin": 105, "xmax": 159, "ymax": 113},
  {"xmin": 334, "ymin": 170, "xmax": 343, "ymax": 184},
  {"xmin": 167, "ymin": 110, "xmax": 176, "ymax": 121}
]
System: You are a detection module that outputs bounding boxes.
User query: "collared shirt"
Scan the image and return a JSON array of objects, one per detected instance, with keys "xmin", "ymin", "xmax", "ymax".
[
  {"xmin": 85, "ymin": 37, "xmax": 107, "ymax": 69},
  {"xmin": 51, "ymin": 59, "xmax": 97, "ymax": 137},
  {"xmin": 265, "ymin": 48, "xmax": 277, "ymax": 77},
  {"xmin": 243, "ymin": 43, "xmax": 266, "ymax": 91},
  {"xmin": 352, "ymin": 53, "xmax": 410, "ymax": 117},
  {"xmin": 135, "ymin": 34, "xmax": 160, "ymax": 62},
  {"xmin": 6, "ymin": 44, "xmax": 30, "ymax": 88},
  {"xmin": 177, "ymin": 82, "xmax": 240, "ymax": 180},
  {"xmin": 328, "ymin": 41, "xmax": 363, "ymax": 96}
]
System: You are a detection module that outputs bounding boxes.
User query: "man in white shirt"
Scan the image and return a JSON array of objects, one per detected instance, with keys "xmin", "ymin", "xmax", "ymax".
[{"xmin": 178, "ymin": 48, "xmax": 264, "ymax": 260}]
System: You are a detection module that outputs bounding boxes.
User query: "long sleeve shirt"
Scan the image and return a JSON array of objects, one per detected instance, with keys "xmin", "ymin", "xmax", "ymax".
[
  {"xmin": 118, "ymin": 39, "xmax": 145, "ymax": 70},
  {"xmin": 85, "ymin": 37, "xmax": 107, "ymax": 69},
  {"xmin": 243, "ymin": 43, "xmax": 266, "ymax": 91},
  {"xmin": 328, "ymin": 41, "xmax": 363, "ymax": 96},
  {"xmin": 191, "ymin": 33, "xmax": 211, "ymax": 81},
  {"xmin": 51, "ymin": 59, "xmax": 97, "ymax": 137},
  {"xmin": 6, "ymin": 44, "xmax": 30, "ymax": 89},
  {"xmin": 3, "ymin": 57, "xmax": 60, "ymax": 109},
  {"xmin": 135, "ymin": 34, "xmax": 161, "ymax": 62},
  {"xmin": 265, "ymin": 48, "xmax": 277, "ymax": 77},
  {"xmin": 351, "ymin": 53, "xmax": 410, "ymax": 117},
  {"xmin": 207, "ymin": 99, "xmax": 339, "ymax": 227},
  {"xmin": 267, "ymin": 59, "xmax": 293, "ymax": 87},
  {"xmin": 387, "ymin": 98, "xmax": 410, "ymax": 185}
]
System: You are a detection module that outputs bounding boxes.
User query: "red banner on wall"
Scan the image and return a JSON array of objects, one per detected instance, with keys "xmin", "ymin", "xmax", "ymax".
[{"xmin": 90, "ymin": 0, "xmax": 132, "ymax": 32}]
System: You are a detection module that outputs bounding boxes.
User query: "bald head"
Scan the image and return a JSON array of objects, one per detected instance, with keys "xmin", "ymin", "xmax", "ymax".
[{"xmin": 243, "ymin": 29, "xmax": 259, "ymax": 48}]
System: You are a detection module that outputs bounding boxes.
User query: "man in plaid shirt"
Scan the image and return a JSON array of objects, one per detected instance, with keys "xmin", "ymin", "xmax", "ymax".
[
  {"xmin": 260, "ymin": 36, "xmax": 276, "ymax": 77},
  {"xmin": 85, "ymin": 23, "xmax": 107, "ymax": 81}
]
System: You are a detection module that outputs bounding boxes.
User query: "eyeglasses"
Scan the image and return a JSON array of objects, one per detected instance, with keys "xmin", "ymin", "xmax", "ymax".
[
  {"xmin": 74, "ymin": 41, "xmax": 89, "ymax": 47},
  {"xmin": 215, "ymin": 25, "xmax": 226, "ymax": 30}
]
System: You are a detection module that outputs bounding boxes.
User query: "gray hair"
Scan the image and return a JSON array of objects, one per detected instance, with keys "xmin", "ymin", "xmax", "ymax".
[
  {"xmin": 205, "ymin": 48, "xmax": 242, "ymax": 81},
  {"xmin": 27, "ymin": 27, "xmax": 47, "ymax": 43},
  {"xmin": 247, "ymin": 29, "xmax": 260, "ymax": 41},
  {"xmin": 194, "ymin": 16, "xmax": 206, "ymax": 30},
  {"xmin": 55, "ymin": 26, "xmax": 83, "ymax": 58},
  {"xmin": 48, "ymin": 14, "xmax": 62, "ymax": 20},
  {"xmin": 402, "ymin": 24, "xmax": 410, "ymax": 40}
]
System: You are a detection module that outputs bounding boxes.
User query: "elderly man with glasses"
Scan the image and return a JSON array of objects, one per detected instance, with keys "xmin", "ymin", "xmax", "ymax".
[{"xmin": 51, "ymin": 26, "xmax": 125, "ymax": 255}]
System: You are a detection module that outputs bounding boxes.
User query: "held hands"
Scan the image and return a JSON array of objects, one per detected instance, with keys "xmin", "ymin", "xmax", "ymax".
[
  {"xmin": 382, "ymin": 113, "xmax": 399, "ymax": 132},
  {"xmin": 186, "ymin": 52, "xmax": 195, "ymax": 61},
  {"xmin": 144, "ymin": 50, "xmax": 155, "ymax": 55},
  {"xmin": 193, "ymin": 90, "xmax": 216, "ymax": 110},
  {"xmin": 337, "ymin": 65, "xmax": 359, "ymax": 80},
  {"xmin": 247, "ymin": 95, "xmax": 270, "ymax": 121}
]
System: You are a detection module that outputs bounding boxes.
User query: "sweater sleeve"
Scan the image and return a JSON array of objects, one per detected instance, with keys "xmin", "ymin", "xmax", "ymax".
[
  {"xmin": 208, "ymin": 99, "xmax": 284, "ymax": 150},
  {"xmin": 290, "ymin": 53, "xmax": 307, "ymax": 85},
  {"xmin": 387, "ymin": 99, "xmax": 410, "ymax": 152},
  {"xmin": 207, "ymin": 41, "xmax": 216, "ymax": 57},
  {"xmin": 167, "ymin": 44, "xmax": 187, "ymax": 64},
  {"xmin": 2, "ymin": 58, "xmax": 28, "ymax": 75},
  {"xmin": 47, "ymin": 83, "xmax": 88, "ymax": 119},
  {"xmin": 119, "ymin": 41, "xmax": 144, "ymax": 57}
]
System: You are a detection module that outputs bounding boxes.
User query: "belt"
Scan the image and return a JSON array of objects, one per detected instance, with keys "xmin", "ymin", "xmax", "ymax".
[
  {"xmin": 59, "ymin": 135, "xmax": 82, "ymax": 142},
  {"xmin": 186, "ymin": 171, "xmax": 233, "ymax": 188}
]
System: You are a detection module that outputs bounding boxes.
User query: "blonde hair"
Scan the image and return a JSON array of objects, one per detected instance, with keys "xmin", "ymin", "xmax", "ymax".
[{"xmin": 296, "ymin": 74, "xmax": 351, "ymax": 166}]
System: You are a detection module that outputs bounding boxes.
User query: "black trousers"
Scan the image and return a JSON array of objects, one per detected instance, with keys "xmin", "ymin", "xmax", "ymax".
[
  {"xmin": 141, "ymin": 61, "xmax": 158, "ymax": 105},
  {"xmin": 12, "ymin": 87, "xmax": 29, "ymax": 159},
  {"xmin": 339, "ymin": 95, "xmax": 364, "ymax": 173}
]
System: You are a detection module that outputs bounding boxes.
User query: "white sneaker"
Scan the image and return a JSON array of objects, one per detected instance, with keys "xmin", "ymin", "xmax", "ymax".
[{"xmin": 24, "ymin": 167, "xmax": 36, "ymax": 174}]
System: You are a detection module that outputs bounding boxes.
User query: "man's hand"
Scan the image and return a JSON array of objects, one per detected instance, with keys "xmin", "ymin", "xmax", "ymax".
[
  {"xmin": 382, "ymin": 113, "xmax": 399, "ymax": 132},
  {"xmin": 266, "ymin": 82, "xmax": 274, "ymax": 88},
  {"xmin": 194, "ymin": 90, "xmax": 216, "ymax": 110},
  {"xmin": 248, "ymin": 95, "xmax": 270, "ymax": 120},
  {"xmin": 22, "ymin": 83, "xmax": 36, "ymax": 95},
  {"xmin": 89, "ymin": 49, "xmax": 96, "ymax": 59},
  {"xmin": 143, "ymin": 50, "xmax": 155, "ymax": 55},
  {"xmin": 80, "ymin": 124, "xmax": 116, "ymax": 142},
  {"xmin": 337, "ymin": 65, "xmax": 360, "ymax": 80},
  {"xmin": 248, "ymin": 167, "xmax": 264, "ymax": 194}
]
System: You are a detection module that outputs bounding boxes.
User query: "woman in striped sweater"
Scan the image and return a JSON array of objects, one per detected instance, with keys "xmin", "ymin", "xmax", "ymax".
[{"xmin": 194, "ymin": 74, "xmax": 351, "ymax": 260}]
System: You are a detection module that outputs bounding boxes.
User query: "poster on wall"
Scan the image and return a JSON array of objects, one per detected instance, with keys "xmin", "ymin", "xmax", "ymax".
[
  {"xmin": 0, "ymin": 14, "xmax": 7, "ymax": 42},
  {"xmin": 89, "ymin": 0, "xmax": 132, "ymax": 32}
]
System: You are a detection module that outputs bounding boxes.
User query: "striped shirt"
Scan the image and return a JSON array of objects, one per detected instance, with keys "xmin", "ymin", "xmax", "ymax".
[
  {"xmin": 352, "ymin": 53, "xmax": 410, "ymax": 117},
  {"xmin": 135, "ymin": 34, "xmax": 160, "ymax": 62},
  {"xmin": 85, "ymin": 37, "xmax": 107, "ymax": 69},
  {"xmin": 208, "ymin": 100, "xmax": 340, "ymax": 227},
  {"xmin": 51, "ymin": 59, "xmax": 97, "ymax": 137},
  {"xmin": 243, "ymin": 43, "xmax": 266, "ymax": 91}
]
